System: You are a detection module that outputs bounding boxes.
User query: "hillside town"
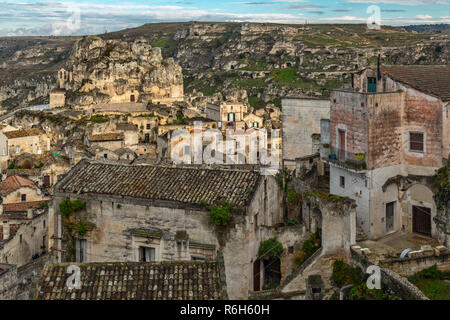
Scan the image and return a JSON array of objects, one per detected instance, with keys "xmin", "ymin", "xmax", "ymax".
[{"xmin": 0, "ymin": 30, "xmax": 448, "ymax": 302}]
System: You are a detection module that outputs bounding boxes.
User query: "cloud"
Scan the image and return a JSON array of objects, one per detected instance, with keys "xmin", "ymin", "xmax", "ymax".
[
  {"xmin": 346, "ymin": 0, "xmax": 450, "ymax": 5},
  {"xmin": 332, "ymin": 9, "xmax": 352, "ymax": 12},
  {"xmin": 381, "ymin": 9, "xmax": 407, "ymax": 12},
  {"xmin": 416, "ymin": 14, "xmax": 433, "ymax": 19}
]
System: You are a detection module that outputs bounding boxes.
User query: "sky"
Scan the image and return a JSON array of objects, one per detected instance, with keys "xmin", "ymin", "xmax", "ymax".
[{"xmin": 0, "ymin": 0, "xmax": 449, "ymax": 36}]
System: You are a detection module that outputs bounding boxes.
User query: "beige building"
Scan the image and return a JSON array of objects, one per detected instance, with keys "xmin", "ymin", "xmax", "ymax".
[
  {"xmin": 243, "ymin": 113, "xmax": 264, "ymax": 129},
  {"xmin": 0, "ymin": 129, "xmax": 51, "ymax": 169},
  {"xmin": 84, "ymin": 132, "xmax": 124, "ymax": 151},
  {"xmin": 50, "ymin": 160, "xmax": 283, "ymax": 299},
  {"xmin": 205, "ymin": 102, "xmax": 247, "ymax": 124},
  {"xmin": 0, "ymin": 175, "xmax": 50, "ymax": 212}
]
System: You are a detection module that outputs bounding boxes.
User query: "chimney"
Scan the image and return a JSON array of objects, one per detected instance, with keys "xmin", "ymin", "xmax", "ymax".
[
  {"xmin": 2, "ymin": 220, "xmax": 10, "ymax": 240},
  {"xmin": 377, "ymin": 54, "xmax": 381, "ymax": 80},
  {"xmin": 27, "ymin": 208, "xmax": 33, "ymax": 219}
]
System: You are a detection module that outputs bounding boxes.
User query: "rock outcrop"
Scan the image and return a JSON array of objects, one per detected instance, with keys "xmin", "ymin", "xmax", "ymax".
[{"xmin": 62, "ymin": 36, "xmax": 183, "ymax": 106}]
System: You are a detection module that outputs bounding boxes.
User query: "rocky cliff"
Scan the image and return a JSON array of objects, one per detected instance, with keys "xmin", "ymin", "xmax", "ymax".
[
  {"xmin": 1, "ymin": 22, "xmax": 448, "ymax": 110},
  {"xmin": 63, "ymin": 36, "xmax": 183, "ymax": 106}
]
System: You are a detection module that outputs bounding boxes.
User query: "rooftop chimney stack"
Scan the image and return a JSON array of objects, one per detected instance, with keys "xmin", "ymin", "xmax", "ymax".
[
  {"xmin": 2, "ymin": 220, "xmax": 10, "ymax": 240},
  {"xmin": 27, "ymin": 208, "xmax": 33, "ymax": 219}
]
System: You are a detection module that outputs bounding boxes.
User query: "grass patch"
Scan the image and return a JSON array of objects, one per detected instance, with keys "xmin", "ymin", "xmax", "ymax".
[{"xmin": 408, "ymin": 265, "xmax": 450, "ymax": 300}]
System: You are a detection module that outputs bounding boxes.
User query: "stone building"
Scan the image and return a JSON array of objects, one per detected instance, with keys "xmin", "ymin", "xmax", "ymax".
[
  {"xmin": 49, "ymin": 160, "xmax": 283, "ymax": 299},
  {"xmin": 0, "ymin": 263, "xmax": 17, "ymax": 300},
  {"xmin": 0, "ymin": 175, "xmax": 50, "ymax": 213},
  {"xmin": 0, "ymin": 128, "xmax": 51, "ymax": 169},
  {"xmin": 205, "ymin": 102, "xmax": 247, "ymax": 129},
  {"xmin": 0, "ymin": 206, "xmax": 48, "ymax": 267},
  {"xmin": 282, "ymin": 98, "xmax": 330, "ymax": 169},
  {"xmin": 84, "ymin": 132, "xmax": 124, "ymax": 151},
  {"xmin": 325, "ymin": 65, "xmax": 449, "ymax": 240}
]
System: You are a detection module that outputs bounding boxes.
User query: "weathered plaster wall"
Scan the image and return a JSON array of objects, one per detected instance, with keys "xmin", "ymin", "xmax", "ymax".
[
  {"xmin": 0, "ymin": 211, "xmax": 48, "ymax": 267},
  {"xmin": 282, "ymin": 98, "xmax": 330, "ymax": 167},
  {"xmin": 0, "ymin": 263, "xmax": 17, "ymax": 300}
]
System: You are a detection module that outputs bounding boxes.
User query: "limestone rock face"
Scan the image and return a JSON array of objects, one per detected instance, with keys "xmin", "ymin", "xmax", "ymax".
[{"xmin": 65, "ymin": 36, "xmax": 183, "ymax": 106}]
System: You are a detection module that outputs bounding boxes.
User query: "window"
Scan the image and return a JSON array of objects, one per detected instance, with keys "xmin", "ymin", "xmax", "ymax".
[
  {"xmin": 368, "ymin": 77, "xmax": 377, "ymax": 92},
  {"xmin": 340, "ymin": 176, "xmax": 345, "ymax": 188},
  {"xmin": 139, "ymin": 246, "xmax": 155, "ymax": 262},
  {"xmin": 253, "ymin": 122, "xmax": 259, "ymax": 128},
  {"xmin": 409, "ymin": 132, "xmax": 424, "ymax": 152},
  {"xmin": 21, "ymin": 194, "xmax": 26, "ymax": 202},
  {"xmin": 191, "ymin": 256, "xmax": 206, "ymax": 261},
  {"xmin": 104, "ymin": 153, "xmax": 108, "ymax": 159},
  {"xmin": 16, "ymin": 146, "xmax": 20, "ymax": 153},
  {"xmin": 76, "ymin": 239, "xmax": 87, "ymax": 263},
  {"xmin": 146, "ymin": 123, "xmax": 151, "ymax": 130},
  {"xmin": 20, "ymin": 234, "xmax": 22, "ymax": 243},
  {"xmin": 43, "ymin": 220, "xmax": 46, "ymax": 228}
]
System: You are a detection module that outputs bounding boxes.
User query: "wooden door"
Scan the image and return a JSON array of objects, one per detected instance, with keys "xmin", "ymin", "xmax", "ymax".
[
  {"xmin": 130, "ymin": 94, "xmax": 135, "ymax": 102},
  {"xmin": 413, "ymin": 206, "xmax": 431, "ymax": 237},
  {"xmin": 43, "ymin": 175, "xmax": 50, "ymax": 187},
  {"xmin": 339, "ymin": 130, "xmax": 345, "ymax": 161},
  {"xmin": 253, "ymin": 259, "xmax": 260, "ymax": 291}
]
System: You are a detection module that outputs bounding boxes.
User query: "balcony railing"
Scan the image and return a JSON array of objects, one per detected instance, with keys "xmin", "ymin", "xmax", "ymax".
[{"xmin": 328, "ymin": 146, "xmax": 367, "ymax": 170}]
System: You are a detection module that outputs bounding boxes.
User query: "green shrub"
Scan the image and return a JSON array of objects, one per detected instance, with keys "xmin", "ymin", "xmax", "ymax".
[
  {"xmin": 287, "ymin": 188, "xmax": 299, "ymax": 204},
  {"xmin": 89, "ymin": 114, "xmax": 108, "ymax": 123},
  {"xmin": 59, "ymin": 198, "xmax": 86, "ymax": 217},
  {"xmin": 331, "ymin": 260, "xmax": 362, "ymax": 287},
  {"xmin": 259, "ymin": 238, "xmax": 283, "ymax": 258},
  {"xmin": 208, "ymin": 200, "xmax": 234, "ymax": 226}
]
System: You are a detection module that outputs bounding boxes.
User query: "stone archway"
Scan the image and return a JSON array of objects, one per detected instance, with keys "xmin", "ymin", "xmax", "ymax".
[{"xmin": 382, "ymin": 175, "xmax": 439, "ymax": 239}]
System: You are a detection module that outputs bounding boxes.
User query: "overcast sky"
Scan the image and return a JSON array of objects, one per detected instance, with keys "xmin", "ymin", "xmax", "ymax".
[{"xmin": 0, "ymin": 0, "xmax": 449, "ymax": 36}]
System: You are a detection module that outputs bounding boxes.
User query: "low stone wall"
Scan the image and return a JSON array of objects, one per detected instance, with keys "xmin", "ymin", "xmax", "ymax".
[
  {"xmin": 350, "ymin": 247, "xmax": 428, "ymax": 300},
  {"xmin": 379, "ymin": 252, "xmax": 449, "ymax": 277},
  {"xmin": 0, "ymin": 263, "xmax": 17, "ymax": 300}
]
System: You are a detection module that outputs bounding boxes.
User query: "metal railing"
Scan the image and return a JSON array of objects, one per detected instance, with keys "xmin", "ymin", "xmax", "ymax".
[{"xmin": 328, "ymin": 146, "xmax": 367, "ymax": 170}]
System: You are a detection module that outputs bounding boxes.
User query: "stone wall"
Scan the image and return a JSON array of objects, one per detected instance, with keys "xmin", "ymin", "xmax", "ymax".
[
  {"xmin": 0, "ymin": 263, "xmax": 17, "ymax": 300},
  {"xmin": 282, "ymin": 98, "xmax": 330, "ymax": 168},
  {"xmin": 350, "ymin": 247, "xmax": 428, "ymax": 300}
]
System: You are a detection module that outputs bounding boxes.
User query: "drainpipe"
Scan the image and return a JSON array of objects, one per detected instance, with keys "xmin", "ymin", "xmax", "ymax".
[{"xmin": 340, "ymin": 284, "xmax": 353, "ymax": 300}]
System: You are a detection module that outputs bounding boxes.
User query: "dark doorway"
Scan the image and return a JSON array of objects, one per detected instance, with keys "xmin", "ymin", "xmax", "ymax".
[
  {"xmin": 386, "ymin": 201, "xmax": 395, "ymax": 233},
  {"xmin": 253, "ymin": 259, "xmax": 261, "ymax": 291},
  {"xmin": 130, "ymin": 94, "xmax": 135, "ymax": 102},
  {"xmin": 263, "ymin": 258, "xmax": 281, "ymax": 290},
  {"xmin": 413, "ymin": 206, "xmax": 431, "ymax": 237},
  {"xmin": 43, "ymin": 175, "xmax": 50, "ymax": 187}
]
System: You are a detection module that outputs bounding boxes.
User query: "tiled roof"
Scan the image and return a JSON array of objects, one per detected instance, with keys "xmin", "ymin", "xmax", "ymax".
[
  {"xmin": 4, "ymin": 128, "xmax": 45, "ymax": 139},
  {"xmin": 2, "ymin": 200, "xmax": 48, "ymax": 214},
  {"xmin": 88, "ymin": 132, "xmax": 124, "ymax": 142},
  {"xmin": 36, "ymin": 261, "xmax": 223, "ymax": 300},
  {"xmin": 0, "ymin": 175, "xmax": 38, "ymax": 196},
  {"xmin": 56, "ymin": 160, "xmax": 260, "ymax": 208},
  {"xmin": 377, "ymin": 65, "xmax": 450, "ymax": 101},
  {"xmin": 116, "ymin": 123, "xmax": 138, "ymax": 131}
]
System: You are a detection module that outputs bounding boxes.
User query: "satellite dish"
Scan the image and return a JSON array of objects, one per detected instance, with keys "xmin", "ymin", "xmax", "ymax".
[{"xmin": 37, "ymin": 189, "xmax": 42, "ymax": 195}]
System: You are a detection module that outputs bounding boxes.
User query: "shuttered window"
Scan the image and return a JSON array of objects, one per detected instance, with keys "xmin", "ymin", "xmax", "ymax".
[{"xmin": 410, "ymin": 132, "xmax": 424, "ymax": 152}]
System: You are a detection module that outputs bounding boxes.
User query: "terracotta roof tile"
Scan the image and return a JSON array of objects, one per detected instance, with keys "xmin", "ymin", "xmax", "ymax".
[
  {"xmin": 36, "ymin": 261, "xmax": 222, "ymax": 300},
  {"xmin": 56, "ymin": 160, "xmax": 260, "ymax": 208},
  {"xmin": 2, "ymin": 200, "xmax": 48, "ymax": 214},
  {"xmin": 88, "ymin": 132, "xmax": 124, "ymax": 142},
  {"xmin": 0, "ymin": 175, "xmax": 38, "ymax": 196},
  {"xmin": 377, "ymin": 65, "xmax": 450, "ymax": 101},
  {"xmin": 4, "ymin": 128, "xmax": 45, "ymax": 139}
]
